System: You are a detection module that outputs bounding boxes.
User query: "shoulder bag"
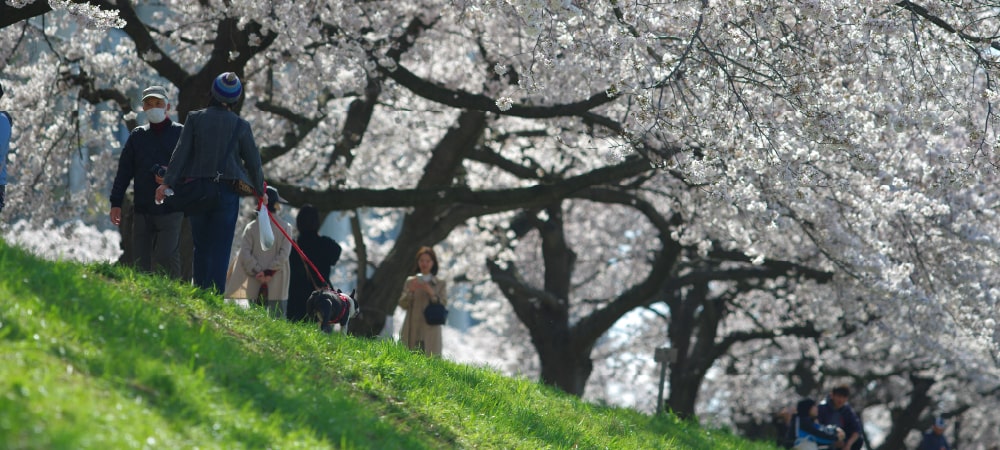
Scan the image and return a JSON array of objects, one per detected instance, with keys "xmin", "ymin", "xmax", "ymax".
[{"xmin": 423, "ymin": 292, "xmax": 448, "ymax": 326}]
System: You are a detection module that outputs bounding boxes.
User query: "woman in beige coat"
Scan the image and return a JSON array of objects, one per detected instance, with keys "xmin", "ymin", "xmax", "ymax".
[
  {"xmin": 224, "ymin": 187, "xmax": 292, "ymax": 318},
  {"xmin": 399, "ymin": 246, "xmax": 447, "ymax": 356}
]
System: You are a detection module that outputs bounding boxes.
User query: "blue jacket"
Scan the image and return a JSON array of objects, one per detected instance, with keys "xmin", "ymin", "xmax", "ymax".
[
  {"xmin": 110, "ymin": 119, "xmax": 182, "ymax": 214},
  {"xmin": 163, "ymin": 106, "xmax": 264, "ymax": 196},
  {"xmin": 792, "ymin": 415, "xmax": 838, "ymax": 448},
  {"xmin": 917, "ymin": 430, "xmax": 950, "ymax": 450},
  {"xmin": 0, "ymin": 111, "xmax": 10, "ymax": 185}
]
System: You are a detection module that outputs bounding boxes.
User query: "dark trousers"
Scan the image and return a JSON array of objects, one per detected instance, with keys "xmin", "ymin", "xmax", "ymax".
[
  {"xmin": 188, "ymin": 188, "xmax": 239, "ymax": 293},
  {"xmin": 133, "ymin": 211, "xmax": 184, "ymax": 278}
]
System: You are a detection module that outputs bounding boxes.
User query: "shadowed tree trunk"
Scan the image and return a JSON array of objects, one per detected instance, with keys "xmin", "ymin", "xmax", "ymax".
[
  {"xmin": 485, "ymin": 202, "xmax": 594, "ymax": 395},
  {"xmin": 666, "ymin": 282, "xmax": 717, "ymax": 418},
  {"xmin": 877, "ymin": 375, "xmax": 935, "ymax": 450},
  {"xmin": 487, "ymin": 193, "xmax": 684, "ymax": 396},
  {"xmin": 116, "ymin": 193, "xmax": 135, "ymax": 267}
]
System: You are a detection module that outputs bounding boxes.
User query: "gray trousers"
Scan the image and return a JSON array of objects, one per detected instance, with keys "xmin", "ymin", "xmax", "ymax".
[{"xmin": 133, "ymin": 211, "xmax": 183, "ymax": 278}]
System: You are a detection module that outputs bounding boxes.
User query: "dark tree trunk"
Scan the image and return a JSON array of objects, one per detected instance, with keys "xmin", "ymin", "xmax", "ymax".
[
  {"xmin": 530, "ymin": 204, "xmax": 589, "ymax": 394},
  {"xmin": 666, "ymin": 282, "xmax": 718, "ymax": 418},
  {"xmin": 535, "ymin": 325, "xmax": 593, "ymax": 396},
  {"xmin": 877, "ymin": 375, "xmax": 935, "ymax": 450}
]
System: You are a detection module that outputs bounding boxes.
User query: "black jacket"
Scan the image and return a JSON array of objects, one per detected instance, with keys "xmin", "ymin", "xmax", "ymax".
[
  {"xmin": 110, "ymin": 120, "xmax": 183, "ymax": 214},
  {"xmin": 287, "ymin": 233, "xmax": 342, "ymax": 322}
]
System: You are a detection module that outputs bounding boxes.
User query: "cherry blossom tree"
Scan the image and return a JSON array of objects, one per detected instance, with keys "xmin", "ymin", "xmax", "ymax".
[{"xmin": 4, "ymin": 1, "xmax": 1000, "ymax": 446}]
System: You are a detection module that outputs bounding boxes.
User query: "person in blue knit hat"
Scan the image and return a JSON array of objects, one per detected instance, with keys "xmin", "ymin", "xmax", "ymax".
[
  {"xmin": 156, "ymin": 72, "xmax": 266, "ymax": 293},
  {"xmin": 211, "ymin": 71, "xmax": 243, "ymax": 105}
]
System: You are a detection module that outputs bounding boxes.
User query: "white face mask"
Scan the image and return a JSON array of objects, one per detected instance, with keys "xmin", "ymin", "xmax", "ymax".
[{"xmin": 145, "ymin": 107, "xmax": 167, "ymax": 124}]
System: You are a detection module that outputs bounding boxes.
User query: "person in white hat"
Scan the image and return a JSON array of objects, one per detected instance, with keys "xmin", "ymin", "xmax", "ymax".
[{"xmin": 109, "ymin": 85, "xmax": 184, "ymax": 277}]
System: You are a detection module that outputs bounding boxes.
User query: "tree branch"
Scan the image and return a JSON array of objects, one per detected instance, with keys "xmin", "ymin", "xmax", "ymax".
[
  {"xmin": 89, "ymin": 0, "xmax": 188, "ymax": 86},
  {"xmin": 570, "ymin": 189, "xmax": 685, "ymax": 343},
  {"xmin": 253, "ymin": 99, "xmax": 324, "ymax": 164},
  {"xmin": 0, "ymin": 0, "xmax": 121, "ymax": 29},
  {"xmin": 895, "ymin": 1, "xmax": 1000, "ymax": 52},
  {"xmin": 383, "ymin": 63, "xmax": 616, "ymax": 118},
  {"xmin": 270, "ymin": 155, "xmax": 653, "ymax": 211}
]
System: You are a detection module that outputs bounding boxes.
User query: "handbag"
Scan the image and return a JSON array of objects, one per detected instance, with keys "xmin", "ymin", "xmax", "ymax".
[
  {"xmin": 165, "ymin": 120, "xmax": 244, "ymax": 215},
  {"xmin": 258, "ymin": 205, "xmax": 274, "ymax": 251},
  {"xmin": 231, "ymin": 179, "xmax": 256, "ymax": 196},
  {"xmin": 423, "ymin": 298, "xmax": 448, "ymax": 325},
  {"xmin": 167, "ymin": 177, "xmax": 221, "ymax": 216}
]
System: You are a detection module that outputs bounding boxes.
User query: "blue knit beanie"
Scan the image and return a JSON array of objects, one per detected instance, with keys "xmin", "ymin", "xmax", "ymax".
[{"xmin": 211, "ymin": 72, "xmax": 242, "ymax": 104}]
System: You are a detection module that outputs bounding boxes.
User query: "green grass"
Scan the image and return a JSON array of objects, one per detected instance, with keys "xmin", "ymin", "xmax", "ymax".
[{"xmin": 0, "ymin": 240, "xmax": 778, "ymax": 450}]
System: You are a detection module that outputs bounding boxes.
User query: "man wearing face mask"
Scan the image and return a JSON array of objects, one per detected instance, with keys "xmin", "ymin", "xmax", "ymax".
[{"xmin": 109, "ymin": 85, "xmax": 184, "ymax": 278}]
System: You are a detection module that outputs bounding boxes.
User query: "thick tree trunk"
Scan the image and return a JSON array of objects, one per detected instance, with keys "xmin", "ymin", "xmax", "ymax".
[
  {"xmin": 666, "ymin": 368, "xmax": 703, "ymax": 419},
  {"xmin": 117, "ymin": 193, "xmax": 136, "ymax": 267},
  {"xmin": 530, "ymin": 204, "xmax": 591, "ymax": 395},
  {"xmin": 665, "ymin": 282, "xmax": 722, "ymax": 419},
  {"xmin": 876, "ymin": 375, "xmax": 934, "ymax": 450},
  {"xmin": 536, "ymin": 327, "xmax": 593, "ymax": 396}
]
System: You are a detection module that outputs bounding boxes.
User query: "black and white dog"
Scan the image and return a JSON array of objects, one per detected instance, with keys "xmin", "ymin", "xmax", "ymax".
[{"xmin": 306, "ymin": 288, "xmax": 359, "ymax": 334}]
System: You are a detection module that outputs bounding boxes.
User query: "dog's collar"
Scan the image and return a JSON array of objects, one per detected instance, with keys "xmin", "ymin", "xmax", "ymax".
[{"xmin": 325, "ymin": 296, "xmax": 349, "ymax": 326}]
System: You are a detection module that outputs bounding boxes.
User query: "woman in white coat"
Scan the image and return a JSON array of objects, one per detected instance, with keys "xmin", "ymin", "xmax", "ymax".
[{"xmin": 224, "ymin": 186, "xmax": 292, "ymax": 318}]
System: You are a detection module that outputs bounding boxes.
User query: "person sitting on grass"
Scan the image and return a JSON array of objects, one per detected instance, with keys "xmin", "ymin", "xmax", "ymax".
[{"xmin": 789, "ymin": 398, "xmax": 844, "ymax": 450}]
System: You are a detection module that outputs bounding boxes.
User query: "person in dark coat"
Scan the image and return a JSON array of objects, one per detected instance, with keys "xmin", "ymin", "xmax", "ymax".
[
  {"xmin": 817, "ymin": 385, "xmax": 864, "ymax": 450},
  {"xmin": 109, "ymin": 86, "xmax": 184, "ymax": 277},
  {"xmin": 917, "ymin": 417, "xmax": 951, "ymax": 450},
  {"xmin": 287, "ymin": 204, "xmax": 342, "ymax": 322},
  {"xmin": 155, "ymin": 72, "xmax": 266, "ymax": 293}
]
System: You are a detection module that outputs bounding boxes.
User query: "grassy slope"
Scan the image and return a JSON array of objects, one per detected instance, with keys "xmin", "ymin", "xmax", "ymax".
[{"xmin": 0, "ymin": 241, "xmax": 778, "ymax": 450}]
